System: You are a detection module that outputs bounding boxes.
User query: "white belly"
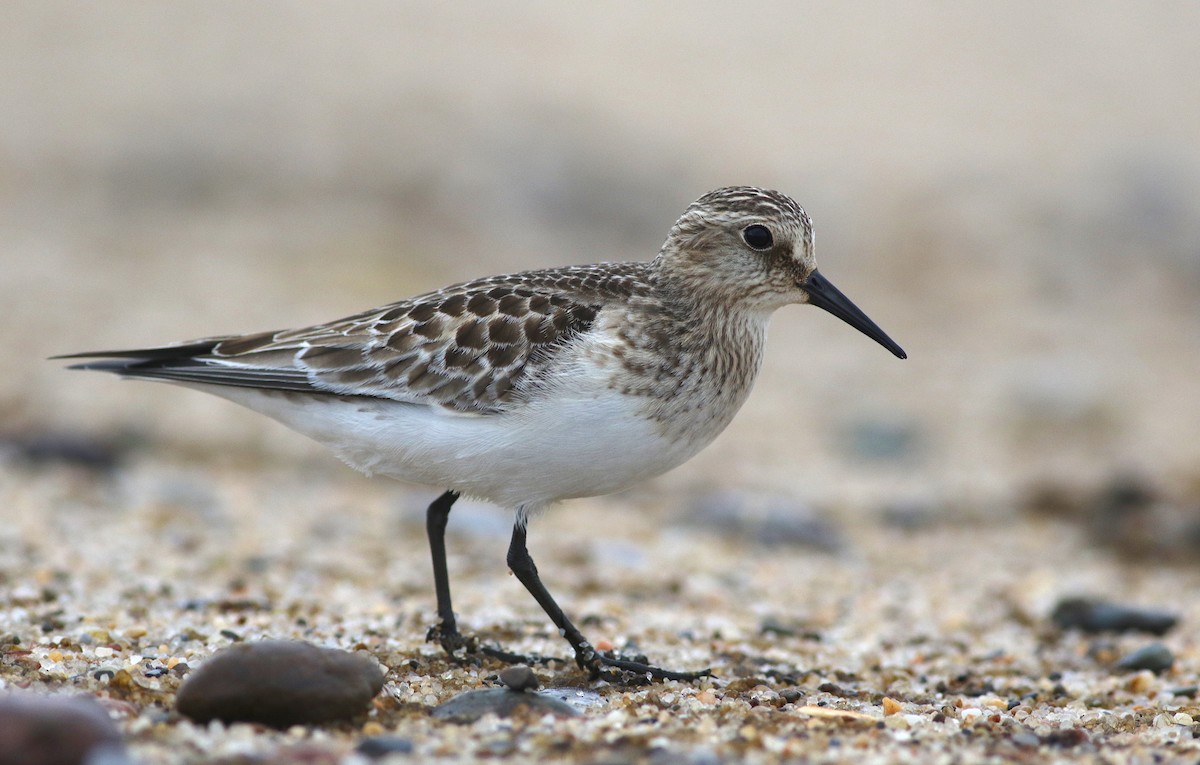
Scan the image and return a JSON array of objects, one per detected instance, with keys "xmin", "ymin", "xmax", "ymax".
[{"xmin": 187, "ymin": 378, "xmax": 715, "ymax": 511}]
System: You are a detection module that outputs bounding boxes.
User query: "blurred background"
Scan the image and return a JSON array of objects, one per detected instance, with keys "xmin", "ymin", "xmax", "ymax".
[{"xmin": 3, "ymin": 2, "xmax": 1199, "ymax": 524}]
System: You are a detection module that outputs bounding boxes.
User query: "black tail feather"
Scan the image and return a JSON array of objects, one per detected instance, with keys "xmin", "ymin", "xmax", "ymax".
[
  {"xmin": 51, "ymin": 340, "xmax": 224, "ymax": 364},
  {"xmin": 52, "ymin": 341, "xmax": 315, "ymax": 392}
]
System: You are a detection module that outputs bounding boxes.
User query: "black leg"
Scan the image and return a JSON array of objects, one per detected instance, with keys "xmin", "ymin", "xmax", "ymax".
[
  {"xmin": 425, "ymin": 490, "xmax": 470, "ymax": 655},
  {"xmin": 423, "ymin": 490, "xmax": 557, "ymax": 666},
  {"xmin": 423, "ymin": 493, "xmax": 709, "ymax": 683},
  {"xmin": 505, "ymin": 521, "xmax": 711, "ymax": 683}
]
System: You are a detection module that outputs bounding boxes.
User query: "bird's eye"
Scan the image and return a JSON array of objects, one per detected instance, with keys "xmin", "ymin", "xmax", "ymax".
[{"xmin": 742, "ymin": 224, "xmax": 773, "ymax": 251}]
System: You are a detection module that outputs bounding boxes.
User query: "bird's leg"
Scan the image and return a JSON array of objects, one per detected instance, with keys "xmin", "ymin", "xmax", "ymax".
[
  {"xmin": 424, "ymin": 490, "xmax": 475, "ymax": 656},
  {"xmin": 422, "ymin": 490, "xmax": 559, "ymax": 666},
  {"xmin": 423, "ymin": 493, "xmax": 708, "ymax": 682},
  {"xmin": 505, "ymin": 521, "xmax": 712, "ymax": 684}
]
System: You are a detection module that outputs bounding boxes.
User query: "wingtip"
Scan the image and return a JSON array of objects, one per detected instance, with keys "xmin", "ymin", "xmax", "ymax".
[
  {"xmin": 56, "ymin": 358, "xmax": 142, "ymax": 374},
  {"xmin": 51, "ymin": 340, "xmax": 225, "ymax": 366},
  {"xmin": 51, "ymin": 350, "xmax": 131, "ymax": 372}
]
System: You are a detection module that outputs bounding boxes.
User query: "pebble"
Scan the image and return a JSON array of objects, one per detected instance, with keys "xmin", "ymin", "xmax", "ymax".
[
  {"xmin": 1010, "ymin": 730, "xmax": 1041, "ymax": 749},
  {"xmin": 174, "ymin": 640, "xmax": 384, "ymax": 728},
  {"xmin": 685, "ymin": 490, "xmax": 844, "ymax": 551},
  {"xmin": 838, "ymin": 416, "xmax": 922, "ymax": 463},
  {"xmin": 535, "ymin": 686, "xmax": 605, "ymax": 714},
  {"xmin": 760, "ymin": 616, "xmax": 808, "ymax": 638},
  {"xmin": 1114, "ymin": 642, "xmax": 1175, "ymax": 674},
  {"xmin": 1050, "ymin": 597, "xmax": 1178, "ymax": 635},
  {"xmin": 877, "ymin": 499, "xmax": 940, "ymax": 530},
  {"xmin": 792, "ymin": 705, "xmax": 875, "ymax": 722},
  {"xmin": 695, "ymin": 690, "xmax": 719, "ymax": 706},
  {"xmin": 497, "ymin": 665, "xmax": 540, "ymax": 692},
  {"xmin": 0, "ymin": 430, "xmax": 128, "ymax": 473},
  {"xmin": 1084, "ymin": 475, "xmax": 1197, "ymax": 560},
  {"xmin": 432, "ymin": 688, "xmax": 579, "ymax": 722},
  {"xmin": 1040, "ymin": 728, "xmax": 1089, "ymax": 748},
  {"xmin": 0, "ymin": 693, "xmax": 127, "ymax": 765},
  {"xmin": 1126, "ymin": 671, "xmax": 1156, "ymax": 694},
  {"xmin": 356, "ymin": 736, "xmax": 415, "ymax": 758}
]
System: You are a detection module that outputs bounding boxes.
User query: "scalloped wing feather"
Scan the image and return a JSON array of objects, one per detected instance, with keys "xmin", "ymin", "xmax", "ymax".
[{"xmin": 67, "ymin": 263, "xmax": 651, "ymax": 415}]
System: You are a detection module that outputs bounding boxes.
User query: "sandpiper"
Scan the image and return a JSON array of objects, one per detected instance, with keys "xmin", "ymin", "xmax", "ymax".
[{"xmin": 61, "ymin": 186, "xmax": 905, "ymax": 682}]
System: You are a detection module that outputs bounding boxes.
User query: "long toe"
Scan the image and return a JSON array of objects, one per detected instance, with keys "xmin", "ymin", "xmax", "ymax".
[
  {"xmin": 588, "ymin": 651, "xmax": 713, "ymax": 685},
  {"xmin": 426, "ymin": 623, "xmax": 480, "ymax": 659}
]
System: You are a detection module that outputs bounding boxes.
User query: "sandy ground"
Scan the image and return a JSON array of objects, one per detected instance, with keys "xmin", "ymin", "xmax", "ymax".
[
  {"xmin": 3, "ymin": 3, "xmax": 1200, "ymax": 763},
  {"xmin": 5, "ymin": 455, "xmax": 1200, "ymax": 763}
]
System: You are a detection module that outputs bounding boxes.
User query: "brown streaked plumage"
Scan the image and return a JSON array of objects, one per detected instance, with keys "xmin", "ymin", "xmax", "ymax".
[{"xmin": 76, "ymin": 263, "xmax": 644, "ymax": 414}]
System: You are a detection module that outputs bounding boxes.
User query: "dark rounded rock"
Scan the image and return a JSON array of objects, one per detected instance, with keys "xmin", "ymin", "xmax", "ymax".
[
  {"xmin": 1041, "ymin": 727, "xmax": 1089, "ymax": 748},
  {"xmin": 175, "ymin": 640, "xmax": 384, "ymax": 728},
  {"xmin": 1009, "ymin": 730, "xmax": 1042, "ymax": 750},
  {"xmin": 356, "ymin": 736, "xmax": 415, "ymax": 758},
  {"xmin": 1051, "ymin": 597, "xmax": 1178, "ymax": 636},
  {"xmin": 686, "ymin": 490, "xmax": 844, "ymax": 552},
  {"xmin": 0, "ymin": 693, "xmax": 126, "ymax": 765},
  {"xmin": 0, "ymin": 430, "xmax": 128, "ymax": 473},
  {"xmin": 839, "ymin": 417, "xmax": 922, "ymax": 463},
  {"xmin": 1115, "ymin": 642, "xmax": 1175, "ymax": 674},
  {"xmin": 498, "ymin": 665, "xmax": 539, "ymax": 692}
]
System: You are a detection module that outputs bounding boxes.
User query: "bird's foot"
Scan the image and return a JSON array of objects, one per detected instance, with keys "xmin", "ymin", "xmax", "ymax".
[
  {"xmin": 426, "ymin": 622, "xmax": 480, "ymax": 659},
  {"xmin": 470, "ymin": 642, "xmax": 710, "ymax": 684},
  {"xmin": 574, "ymin": 642, "xmax": 713, "ymax": 685},
  {"xmin": 427, "ymin": 624, "xmax": 710, "ymax": 684}
]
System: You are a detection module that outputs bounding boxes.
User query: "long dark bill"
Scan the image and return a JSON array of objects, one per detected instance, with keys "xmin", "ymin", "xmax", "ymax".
[{"xmin": 802, "ymin": 270, "xmax": 907, "ymax": 359}]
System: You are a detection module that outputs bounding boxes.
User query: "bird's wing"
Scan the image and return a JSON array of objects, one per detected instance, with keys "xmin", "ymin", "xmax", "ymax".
[{"xmin": 60, "ymin": 275, "xmax": 614, "ymax": 415}]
